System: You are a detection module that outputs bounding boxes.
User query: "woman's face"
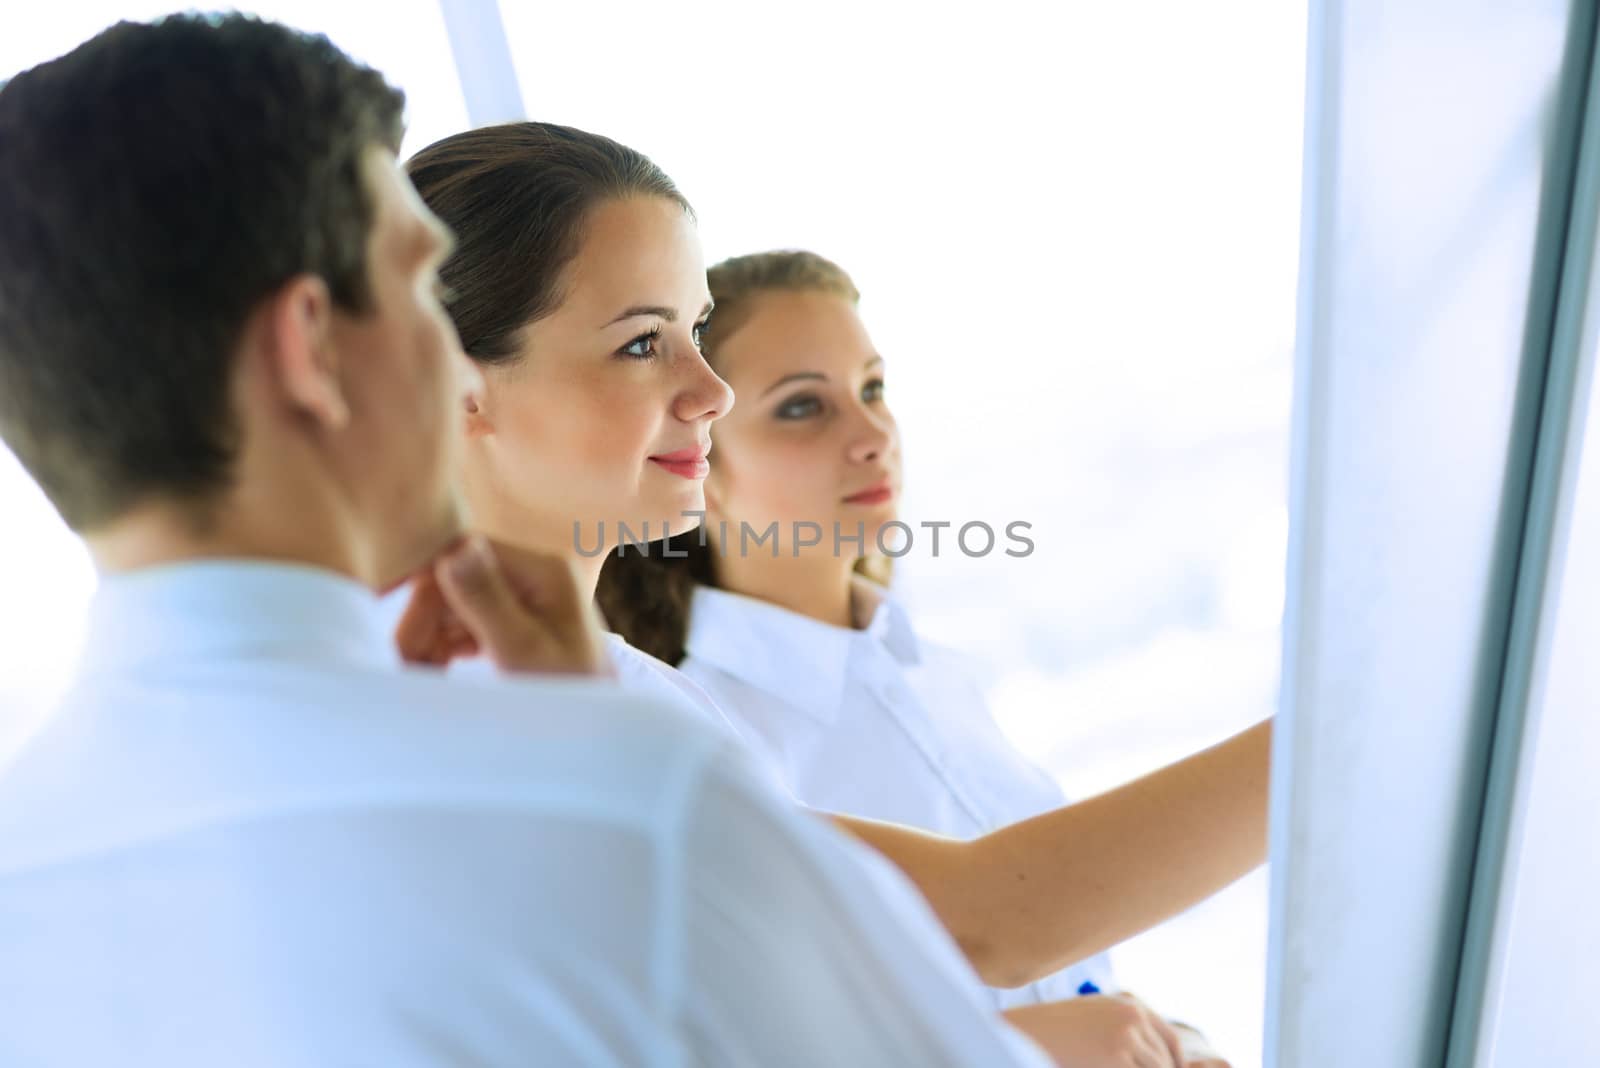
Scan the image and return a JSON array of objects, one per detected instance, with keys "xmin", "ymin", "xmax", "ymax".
[
  {"xmin": 705, "ymin": 289, "xmax": 901, "ymax": 557},
  {"xmin": 461, "ymin": 196, "xmax": 733, "ymax": 551}
]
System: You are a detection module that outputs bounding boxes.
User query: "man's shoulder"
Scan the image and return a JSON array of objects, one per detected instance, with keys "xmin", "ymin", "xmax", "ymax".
[
  {"xmin": 259, "ymin": 660, "xmax": 738, "ymax": 812},
  {"xmin": 391, "ymin": 660, "xmax": 726, "ymax": 745},
  {"xmin": 0, "ymin": 662, "xmax": 736, "ymax": 874}
]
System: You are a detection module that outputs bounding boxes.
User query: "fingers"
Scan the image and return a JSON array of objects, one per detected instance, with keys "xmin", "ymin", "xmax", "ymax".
[
  {"xmin": 395, "ymin": 569, "xmax": 480, "ymax": 666},
  {"xmin": 431, "ymin": 535, "xmax": 610, "ymax": 676},
  {"xmin": 1001, "ymin": 995, "xmax": 1193, "ymax": 1068},
  {"xmin": 1128, "ymin": 1040, "xmax": 1168, "ymax": 1068},
  {"xmin": 482, "ymin": 540, "xmax": 612, "ymax": 676},
  {"xmin": 1148, "ymin": 1013, "xmax": 1185, "ymax": 1068},
  {"xmin": 433, "ymin": 536, "xmax": 535, "ymax": 666},
  {"xmin": 1129, "ymin": 1026, "xmax": 1176, "ymax": 1068},
  {"xmin": 1172, "ymin": 1022, "xmax": 1227, "ymax": 1066},
  {"xmin": 395, "ymin": 571, "xmax": 447, "ymax": 664},
  {"xmin": 1110, "ymin": 995, "xmax": 1181, "ymax": 1068}
]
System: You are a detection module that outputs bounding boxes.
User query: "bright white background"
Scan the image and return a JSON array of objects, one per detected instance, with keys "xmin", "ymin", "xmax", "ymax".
[{"xmin": 0, "ymin": 4, "xmax": 1306, "ymax": 1065}]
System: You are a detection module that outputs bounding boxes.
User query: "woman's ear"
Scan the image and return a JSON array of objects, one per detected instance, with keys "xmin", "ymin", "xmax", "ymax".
[
  {"xmin": 261, "ymin": 274, "xmax": 349, "ymax": 430},
  {"xmin": 463, "ymin": 379, "xmax": 493, "ymax": 438}
]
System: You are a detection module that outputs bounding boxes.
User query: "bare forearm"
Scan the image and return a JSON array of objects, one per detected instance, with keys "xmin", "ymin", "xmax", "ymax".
[
  {"xmin": 978, "ymin": 717, "xmax": 1272, "ymax": 981},
  {"xmin": 836, "ymin": 718, "xmax": 1272, "ymax": 987}
]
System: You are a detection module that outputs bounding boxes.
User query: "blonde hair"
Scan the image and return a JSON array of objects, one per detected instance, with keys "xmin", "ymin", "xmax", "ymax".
[{"xmin": 701, "ymin": 249, "xmax": 860, "ymax": 357}]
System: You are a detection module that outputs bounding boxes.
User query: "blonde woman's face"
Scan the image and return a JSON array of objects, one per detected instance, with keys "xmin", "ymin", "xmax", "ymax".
[
  {"xmin": 705, "ymin": 289, "xmax": 901, "ymax": 557},
  {"xmin": 460, "ymin": 196, "xmax": 733, "ymax": 551}
]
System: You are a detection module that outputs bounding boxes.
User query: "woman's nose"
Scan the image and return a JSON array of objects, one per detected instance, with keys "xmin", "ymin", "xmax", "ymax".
[
  {"xmin": 674, "ymin": 352, "xmax": 736, "ymax": 423},
  {"xmin": 847, "ymin": 415, "xmax": 895, "ymax": 464}
]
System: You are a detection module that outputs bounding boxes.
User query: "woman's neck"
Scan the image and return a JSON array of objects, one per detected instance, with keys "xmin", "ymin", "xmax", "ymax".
[
  {"xmin": 713, "ymin": 547, "xmax": 860, "ymax": 630},
  {"xmin": 469, "ymin": 508, "xmax": 608, "ymax": 603}
]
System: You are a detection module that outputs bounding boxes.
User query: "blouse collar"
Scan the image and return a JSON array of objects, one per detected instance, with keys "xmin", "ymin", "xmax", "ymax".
[{"xmin": 683, "ymin": 576, "xmax": 920, "ymax": 722}]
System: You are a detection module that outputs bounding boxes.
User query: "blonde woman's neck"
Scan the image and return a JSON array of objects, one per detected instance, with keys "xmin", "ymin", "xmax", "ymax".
[{"xmin": 712, "ymin": 548, "xmax": 858, "ymax": 630}]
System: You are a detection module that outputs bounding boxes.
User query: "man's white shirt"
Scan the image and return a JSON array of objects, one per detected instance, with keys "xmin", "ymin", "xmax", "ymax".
[{"xmin": 0, "ymin": 561, "xmax": 1050, "ymax": 1067}]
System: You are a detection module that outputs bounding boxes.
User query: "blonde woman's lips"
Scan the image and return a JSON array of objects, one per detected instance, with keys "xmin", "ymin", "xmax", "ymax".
[{"xmin": 843, "ymin": 480, "xmax": 894, "ymax": 505}]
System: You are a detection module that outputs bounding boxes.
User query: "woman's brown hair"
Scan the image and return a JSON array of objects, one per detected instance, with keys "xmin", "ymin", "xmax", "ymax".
[
  {"xmin": 405, "ymin": 121, "xmax": 690, "ymax": 363},
  {"xmin": 597, "ymin": 250, "xmax": 892, "ymax": 665}
]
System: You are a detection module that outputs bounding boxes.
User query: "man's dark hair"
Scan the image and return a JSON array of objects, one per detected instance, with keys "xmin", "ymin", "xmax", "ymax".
[{"xmin": 0, "ymin": 13, "xmax": 406, "ymax": 531}]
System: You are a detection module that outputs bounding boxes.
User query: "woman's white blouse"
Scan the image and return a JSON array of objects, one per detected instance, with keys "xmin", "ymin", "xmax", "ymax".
[{"xmin": 679, "ymin": 580, "xmax": 1117, "ymax": 1010}]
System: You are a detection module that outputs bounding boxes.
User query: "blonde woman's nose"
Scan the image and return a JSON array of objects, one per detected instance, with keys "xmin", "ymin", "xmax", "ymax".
[{"xmin": 848, "ymin": 423, "xmax": 893, "ymax": 464}]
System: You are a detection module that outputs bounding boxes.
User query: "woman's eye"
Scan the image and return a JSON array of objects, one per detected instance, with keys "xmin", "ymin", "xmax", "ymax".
[
  {"xmin": 776, "ymin": 395, "xmax": 823, "ymax": 420},
  {"xmin": 692, "ymin": 318, "xmax": 711, "ymax": 351},
  {"xmin": 619, "ymin": 329, "xmax": 661, "ymax": 360},
  {"xmin": 862, "ymin": 378, "xmax": 886, "ymax": 402}
]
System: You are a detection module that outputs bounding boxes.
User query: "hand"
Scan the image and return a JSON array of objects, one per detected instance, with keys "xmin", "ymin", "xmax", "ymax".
[
  {"xmin": 1171, "ymin": 1020, "xmax": 1230, "ymax": 1068},
  {"xmin": 1108, "ymin": 994, "xmax": 1232, "ymax": 1068},
  {"xmin": 1002, "ymin": 994, "xmax": 1186, "ymax": 1068},
  {"xmin": 394, "ymin": 535, "xmax": 612, "ymax": 677}
]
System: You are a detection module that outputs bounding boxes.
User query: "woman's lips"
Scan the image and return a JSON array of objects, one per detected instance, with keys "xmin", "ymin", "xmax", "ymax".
[
  {"xmin": 649, "ymin": 445, "xmax": 710, "ymax": 480},
  {"xmin": 843, "ymin": 480, "xmax": 895, "ymax": 506}
]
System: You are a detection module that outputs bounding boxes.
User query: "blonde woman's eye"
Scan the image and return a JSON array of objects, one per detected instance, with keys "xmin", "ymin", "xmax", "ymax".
[
  {"xmin": 619, "ymin": 328, "xmax": 661, "ymax": 361},
  {"xmin": 776, "ymin": 394, "xmax": 823, "ymax": 420},
  {"xmin": 692, "ymin": 318, "xmax": 712, "ymax": 351},
  {"xmin": 863, "ymin": 378, "xmax": 886, "ymax": 402}
]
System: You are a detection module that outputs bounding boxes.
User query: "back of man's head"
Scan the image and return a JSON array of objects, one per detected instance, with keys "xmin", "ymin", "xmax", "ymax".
[{"xmin": 0, "ymin": 14, "xmax": 405, "ymax": 532}]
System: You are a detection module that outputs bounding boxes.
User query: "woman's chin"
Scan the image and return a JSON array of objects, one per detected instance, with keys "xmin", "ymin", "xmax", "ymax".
[
  {"xmin": 601, "ymin": 493, "xmax": 708, "ymax": 548},
  {"xmin": 644, "ymin": 483, "xmax": 708, "ymax": 531},
  {"xmin": 832, "ymin": 508, "xmax": 900, "ymax": 547},
  {"xmin": 658, "ymin": 511, "xmax": 706, "ymax": 541}
]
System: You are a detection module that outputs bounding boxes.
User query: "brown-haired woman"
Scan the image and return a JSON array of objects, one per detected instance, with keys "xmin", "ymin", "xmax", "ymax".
[{"xmin": 403, "ymin": 120, "xmax": 1264, "ymax": 1068}]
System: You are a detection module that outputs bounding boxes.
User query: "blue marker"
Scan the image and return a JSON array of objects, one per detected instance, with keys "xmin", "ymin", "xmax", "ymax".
[{"xmin": 1077, "ymin": 981, "xmax": 1101, "ymax": 996}]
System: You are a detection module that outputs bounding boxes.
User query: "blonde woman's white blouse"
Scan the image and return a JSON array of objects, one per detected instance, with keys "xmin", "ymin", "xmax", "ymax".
[{"xmin": 679, "ymin": 579, "xmax": 1117, "ymax": 1010}]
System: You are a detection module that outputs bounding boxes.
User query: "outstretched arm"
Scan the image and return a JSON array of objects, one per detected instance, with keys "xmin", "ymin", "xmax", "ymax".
[
  {"xmin": 835, "ymin": 718, "xmax": 1272, "ymax": 987},
  {"xmin": 393, "ymin": 545, "xmax": 1269, "ymax": 997}
]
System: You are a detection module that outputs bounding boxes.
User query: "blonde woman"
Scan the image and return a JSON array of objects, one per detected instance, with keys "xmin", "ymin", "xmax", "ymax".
[{"xmin": 598, "ymin": 249, "xmax": 1238, "ymax": 1057}]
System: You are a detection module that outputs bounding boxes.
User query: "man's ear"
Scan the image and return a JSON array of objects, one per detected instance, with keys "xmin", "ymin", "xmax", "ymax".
[{"xmin": 261, "ymin": 274, "xmax": 349, "ymax": 431}]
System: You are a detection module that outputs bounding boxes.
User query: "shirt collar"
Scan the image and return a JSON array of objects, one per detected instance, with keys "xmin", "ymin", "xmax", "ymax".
[
  {"xmin": 853, "ymin": 578, "xmax": 923, "ymax": 666},
  {"xmin": 683, "ymin": 576, "xmax": 920, "ymax": 723},
  {"xmin": 80, "ymin": 559, "xmax": 398, "ymax": 676}
]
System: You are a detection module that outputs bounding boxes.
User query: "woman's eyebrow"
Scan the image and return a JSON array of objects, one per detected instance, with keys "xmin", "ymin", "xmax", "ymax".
[
  {"xmin": 762, "ymin": 371, "xmax": 826, "ymax": 398},
  {"xmin": 605, "ymin": 305, "xmax": 676, "ymax": 327},
  {"xmin": 604, "ymin": 301, "xmax": 713, "ymax": 328}
]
